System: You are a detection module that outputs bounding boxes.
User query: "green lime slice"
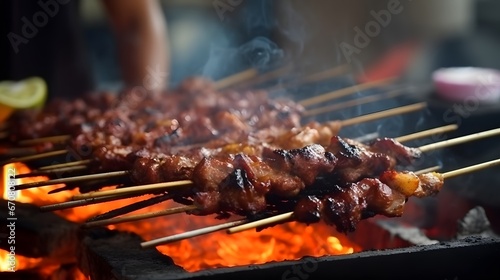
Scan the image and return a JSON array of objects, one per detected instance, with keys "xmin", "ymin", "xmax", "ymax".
[{"xmin": 0, "ymin": 77, "xmax": 47, "ymax": 109}]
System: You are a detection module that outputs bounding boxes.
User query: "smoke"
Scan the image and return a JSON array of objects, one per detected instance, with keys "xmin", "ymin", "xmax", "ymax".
[
  {"xmin": 239, "ymin": 37, "xmax": 284, "ymax": 68},
  {"xmin": 200, "ymin": 0, "xmax": 311, "ymax": 80},
  {"xmin": 242, "ymin": 0, "xmax": 273, "ymax": 34},
  {"xmin": 201, "ymin": 36, "xmax": 284, "ymax": 79},
  {"xmin": 273, "ymin": 1, "xmax": 307, "ymax": 56},
  {"xmin": 241, "ymin": 0, "xmax": 307, "ymax": 57}
]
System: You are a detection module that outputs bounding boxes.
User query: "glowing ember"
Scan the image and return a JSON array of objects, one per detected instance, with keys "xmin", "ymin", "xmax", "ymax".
[
  {"xmin": 155, "ymin": 221, "xmax": 358, "ymax": 272},
  {"xmin": 0, "ymin": 249, "xmax": 88, "ymax": 279},
  {"xmin": 108, "ymin": 200, "xmax": 361, "ymax": 272},
  {"xmin": 1, "ymin": 162, "xmax": 360, "ymax": 274},
  {"xmin": 0, "ymin": 249, "xmax": 43, "ymax": 272},
  {"xmin": 108, "ymin": 206, "xmax": 360, "ymax": 272}
]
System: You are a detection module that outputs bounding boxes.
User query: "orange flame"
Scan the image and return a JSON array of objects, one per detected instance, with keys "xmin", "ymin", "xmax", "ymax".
[
  {"xmin": 1, "ymin": 162, "xmax": 360, "ymax": 274},
  {"xmin": 156, "ymin": 221, "xmax": 357, "ymax": 271},
  {"xmin": 0, "ymin": 249, "xmax": 43, "ymax": 272}
]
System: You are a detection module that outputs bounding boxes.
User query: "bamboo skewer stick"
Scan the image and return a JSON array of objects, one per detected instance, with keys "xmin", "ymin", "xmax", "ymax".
[
  {"xmin": 232, "ymin": 64, "xmax": 293, "ymax": 89},
  {"xmin": 87, "ymin": 192, "xmax": 176, "ymax": 222},
  {"xmin": 345, "ymin": 123, "xmax": 457, "ymax": 150},
  {"xmin": 15, "ymin": 170, "xmax": 129, "ymax": 190},
  {"xmin": 213, "ymin": 68, "xmax": 259, "ymax": 90},
  {"xmin": 268, "ymin": 65, "xmax": 351, "ymax": 92},
  {"xmin": 299, "ymin": 77, "xmax": 397, "ymax": 107},
  {"xmin": 338, "ymin": 102, "xmax": 427, "ymax": 127},
  {"xmin": 15, "ymin": 165, "xmax": 88, "ymax": 179},
  {"xmin": 18, "ymin": 135, "xmax": 71, "ymax": 146},
  {"xmin": 38, "ymin": 159, "xmax": 92, "ymax": 170},
  {"xmin": 227, "ymin": 212, "xmax": 294, "ymax": 234},
  {"xmin": 141, "ymin": 219, "xmax": 249, "ymax": 248},
  {"xmin": 39, "ymin": 192, "xmax": 145, "ymax": 212},
  {"xmin": 303, "ymin": 88, "xmax": 406, "ymax": 117},
  {"xmin": 353, "ymin": 123, "xmax": 457, "ymax": 145},
  {"xmin": 72, "ymin": 180, "xmax": 193, "ymax": 200},
  {"xmin": 1, "ymin": 149, "xmax": 68, "ymax": 165},
  {"xmin": 299, "ymin": 65, "xmax": 351, "ymax": 84},
  {"xmin": 418, "ymin": 128, "xmax": 500, "ymax": 153},
  {"xmin": 84, "ymin": 205, "xmax": 198, "ymax": 228},
  {"xmin": 414, "ymin": 165, "xmax": 441, "ymax": 175},
  {"xmin": 0, "ymin": 146, "xmax": 38, "ymax": 157},
  {"xmin": 226, "ymin": 158, "xmax": 500, "ymax": 234},
  {"xmin": 443, "ymin": 158, "xmax": 500, "ymax": 179},
  {"xmin": 395, "ymin": 124, "xmax": 459, "ymax": 143}
]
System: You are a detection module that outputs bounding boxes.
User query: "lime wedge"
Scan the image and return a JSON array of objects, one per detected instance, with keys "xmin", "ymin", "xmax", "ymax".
[{"xmin": 0, "ymin": 77, "xmax": 47, "ymax": 109}]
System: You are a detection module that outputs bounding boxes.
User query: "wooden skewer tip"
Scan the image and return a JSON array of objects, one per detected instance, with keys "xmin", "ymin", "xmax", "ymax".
[
  {"xmin": 227, "ymin": 212, "xmax": 294, "ymax": 234},
  {"xmin": 304, "ymin": 87, "xmax": 406, "ymax": 117},
  {"xmin": 15, "ymin": 170, "xmax": 129, "ymax": 190},
  {"xmin": 18, "ymin": 135, "xmax": 71, "ymax": 146},
  {"xmin": 72, "ymin": 180, "xmax": 193, "ymax": 201},
  {"xmin": 38, "ymin": 159, "xmax": 92, "ymax": 170},
  {"xmin": 395, "ymin": 124, "xmax": 459, "ymax": 143},
  {"xmin": 1, "ymin": 149, "xmax": 68, "ymax": 165},
  {"xmin": 16, "ymin": 165, "xmax": 88, "ymax": 179},
  {"xmin": 214, "ymin": 68, "xmax": 259, "ymax": 90},
  {"xmin": 39, "ymin": 193, "xmax": 140, "ymax": 212},
  {"xmin": 339, "ymin": 102, "xmax": 427, "ymax": 127},
  {"xmin": 419, "ymin": 128, "xmax": 500, "ymax": 153},
  {"xmin": 443, "ymin": 158, "xmax": 500, "ymax": 179},
  {"xmin": 299, "ymin": 77, "xmax": 397, "ymax": 107},
  {"xmin": 140, "ymin": 219, "xmax": 248, "ymax": 248},
  {"xmin": 414, "ymin": 165, "xmax": 442, "ymax": 175},
  {"xmin": 83, "ymin": 205, "xmax": 198, "ymax": 228}
]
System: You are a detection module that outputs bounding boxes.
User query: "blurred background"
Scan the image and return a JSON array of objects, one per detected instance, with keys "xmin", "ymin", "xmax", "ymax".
[{"xmin": 77, "ymin": 0, "xmax": 500, "ymax": 88}]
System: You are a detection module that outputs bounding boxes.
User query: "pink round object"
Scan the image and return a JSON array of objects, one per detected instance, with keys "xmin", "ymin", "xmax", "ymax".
[{"xmin": 432, "ymin": 67, "xmax": 500, "ymax": 103}]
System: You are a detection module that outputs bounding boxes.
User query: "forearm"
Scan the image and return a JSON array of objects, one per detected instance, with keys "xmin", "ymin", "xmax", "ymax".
[{"xmin": 103, "ymin": 0, "xmax": 169, "ymax": 90}]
